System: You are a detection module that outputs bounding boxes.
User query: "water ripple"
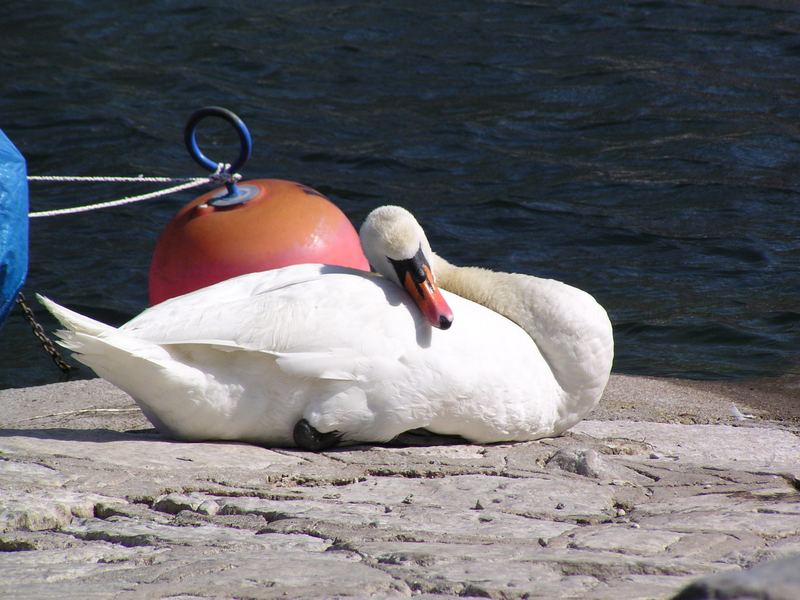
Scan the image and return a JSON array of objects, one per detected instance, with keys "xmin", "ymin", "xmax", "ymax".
[{"xmin": 2, "ymin": 0, "xmax": 800, "ymax": 386}]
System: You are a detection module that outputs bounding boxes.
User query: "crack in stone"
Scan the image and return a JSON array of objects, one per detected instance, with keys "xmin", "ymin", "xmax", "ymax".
[
  {"xmin": 269, "ymin": 448, "xmax": 313, "ymax": 463},
  {"xmin": 617, "ymin": 464, "xmax": 662, "ymax": 483}
]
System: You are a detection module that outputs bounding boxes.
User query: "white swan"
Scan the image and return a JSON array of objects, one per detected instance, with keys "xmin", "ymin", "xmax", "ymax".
[{"xmin": 39, "ymin": 205, "xmax": 613, "ymax": 449}]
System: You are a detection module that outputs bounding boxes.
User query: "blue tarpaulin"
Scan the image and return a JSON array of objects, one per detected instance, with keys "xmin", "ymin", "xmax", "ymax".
[{"xmin": 0, "ymin": 129, "xmax": 28, "ymax": 327}]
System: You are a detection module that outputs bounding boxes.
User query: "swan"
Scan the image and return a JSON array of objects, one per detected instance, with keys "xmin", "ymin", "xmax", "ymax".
[{"xmin": 39, "ymin": 205, "xmax": 613, "ymax": 450}]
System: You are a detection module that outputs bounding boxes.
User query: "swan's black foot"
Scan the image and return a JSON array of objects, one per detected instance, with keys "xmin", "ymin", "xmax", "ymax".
[{"xmin": 293, "ymin": 419, "xmax": 342, "ymax": 452}]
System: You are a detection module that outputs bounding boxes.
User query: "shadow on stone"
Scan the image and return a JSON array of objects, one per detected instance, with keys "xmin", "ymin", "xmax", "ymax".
[
  {"xmin": 672, "ymin": 554, "xmax": 800, "ymax": 600},
  {"xmin": 0, "ymin": 427, "xmax": 164, "ymax": 444}
]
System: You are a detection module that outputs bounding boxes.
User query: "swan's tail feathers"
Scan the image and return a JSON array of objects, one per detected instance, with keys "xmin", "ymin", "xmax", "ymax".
[
  {"xmin": 36, "ymin": 294, "xmax": 116, "ymax": 338},
  {"xmin": 36, "ymin": 295, "xmax": 199, "ymax": 432},
  {"xmin": 36, "ymin": 294, "xmax": 172, "ymax": 376}
]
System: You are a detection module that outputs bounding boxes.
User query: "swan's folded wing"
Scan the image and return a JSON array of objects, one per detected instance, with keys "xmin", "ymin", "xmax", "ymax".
[
  {"xmin": 120, "ymin": 266, "xmax": 389, "ymax": 347},
  {"xmin": 158, "ymin": 339, "xmax": 368, "ymax": 382},
  {"xmin": 273, "ymin": 350, "xmax": 365, "ymax": 381},
  {"xmin": 159, "ymin": 341, "xmax": 395, "ymax": 384}
]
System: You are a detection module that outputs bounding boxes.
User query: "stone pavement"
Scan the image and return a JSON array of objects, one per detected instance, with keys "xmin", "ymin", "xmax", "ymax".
[{"xmin": 1, "ymin": 376, "xmax": 799, "ymax": 599}]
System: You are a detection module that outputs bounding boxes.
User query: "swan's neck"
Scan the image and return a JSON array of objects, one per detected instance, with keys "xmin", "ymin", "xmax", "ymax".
[{"xmin": 432, "ymin": 254, "xmax": 614, "ymax": 431}]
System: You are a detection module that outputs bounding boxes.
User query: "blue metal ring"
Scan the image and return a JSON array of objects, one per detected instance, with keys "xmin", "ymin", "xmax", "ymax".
[{"xmin": 184, "ymin": 106, "xmax": 253, "ymax": 174}]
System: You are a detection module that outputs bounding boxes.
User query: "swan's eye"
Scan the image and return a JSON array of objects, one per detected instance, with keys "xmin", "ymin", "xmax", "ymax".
[
  {"xmin": 410, "ymin": 263, "xmax": 426, "ymax": 284},
  {"xmin": 388, "ymin": 246, "xmax": 428, "ymax": 285}
]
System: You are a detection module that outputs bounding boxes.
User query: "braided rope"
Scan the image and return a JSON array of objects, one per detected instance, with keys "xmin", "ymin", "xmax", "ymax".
[
  {"xmin": 28, "ymin": 179, "xmax": 209, "ymax": 218},
  {"xmin": 28, "ymin": 175, "xmax": 204, "ymax": 183},
  {"xmin": 27, "ymin": 166, "xmax": 240, "ymax": 218}
]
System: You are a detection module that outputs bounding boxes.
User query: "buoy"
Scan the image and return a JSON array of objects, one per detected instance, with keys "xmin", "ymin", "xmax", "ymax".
[
  {"xmin": 148, "ymin": 108, "xmax": 368, "ymax": 305},
  {"xmin": 149, "ymin": 178, "xmax": 369, "ymax": 304}
]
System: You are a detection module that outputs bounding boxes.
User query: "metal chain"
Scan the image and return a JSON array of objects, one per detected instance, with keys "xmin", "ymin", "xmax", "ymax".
[{"xmin": 15, "ymin": 292, "xmax": 76, "ymax": 374}]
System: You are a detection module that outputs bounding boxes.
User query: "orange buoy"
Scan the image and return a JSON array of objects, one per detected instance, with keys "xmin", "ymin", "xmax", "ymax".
[{"xmin": 148, "ymin": 178, "xmax": 369, "ymax": 305}]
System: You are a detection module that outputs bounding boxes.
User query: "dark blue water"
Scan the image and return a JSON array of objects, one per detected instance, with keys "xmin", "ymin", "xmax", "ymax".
[{"xmin": 1, "ymin": 0, "xmax": 799, "ymax": 389}]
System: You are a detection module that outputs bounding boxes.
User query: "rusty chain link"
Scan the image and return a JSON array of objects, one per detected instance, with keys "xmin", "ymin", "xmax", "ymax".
[{"xmin": 15, "ymin": 292, "xmax": 76, "ymax": 374}]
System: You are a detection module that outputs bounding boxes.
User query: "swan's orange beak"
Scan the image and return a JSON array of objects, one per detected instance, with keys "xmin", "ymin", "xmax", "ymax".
[{"xmin": 402, "ymin": 262, "xmax": 454, "ymax": 330}]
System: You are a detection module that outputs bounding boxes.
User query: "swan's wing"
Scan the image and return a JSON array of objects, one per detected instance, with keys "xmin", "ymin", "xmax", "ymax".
[
  {"xmin": 120, "ymin": 263, "xmax": 418, "ymax": 383},
  {"xmin": 272, "ymin": 350, "xmax": 366, "ymax": 381},
  {"xmin": 123, "ymin": 264, "xmax": 386, "ymax": 346},
  {"xmin": 123, "ymin": 263, "xmax": 362, "ymax": 338},
  {"xmin": 176, "ymin": 343, "xmax": 368, "ymax": 382}
]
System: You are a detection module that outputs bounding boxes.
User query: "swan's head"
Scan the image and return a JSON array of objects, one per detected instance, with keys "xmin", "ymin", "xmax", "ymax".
[{"xmin": 360, "ymin": 205, "xmax": 453, "ymax": 330}]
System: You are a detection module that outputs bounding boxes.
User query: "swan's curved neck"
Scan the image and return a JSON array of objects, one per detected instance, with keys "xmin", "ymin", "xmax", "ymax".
[{"xmin": 431, "ymin": 254, "xmax": 614, "ymax": 430}]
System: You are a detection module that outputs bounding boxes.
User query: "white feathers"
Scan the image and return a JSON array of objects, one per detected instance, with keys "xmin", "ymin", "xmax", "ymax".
[
  {"xmin": 37, "ymin": 294, "xmax": 114, "ymax": 339},
  {"xmin": 39, "ymin": 206, "xmax": 614, "ymax": 447},
  {"xmin": 360, "ymin": 205, "xmax": 428, "ymax": 262}
]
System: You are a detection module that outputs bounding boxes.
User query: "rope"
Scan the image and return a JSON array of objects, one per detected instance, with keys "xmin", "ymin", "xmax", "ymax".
[
  {"xmin": 28, "ymin": 175, "xmax": 204, "ymax": 183},
  {"xmin": 28, "ymin": 179, "xmax": 210, "ymax": 218},
  {"xmin": 27, "ymin": 165, "xmax": 241, "ymax": 218}
]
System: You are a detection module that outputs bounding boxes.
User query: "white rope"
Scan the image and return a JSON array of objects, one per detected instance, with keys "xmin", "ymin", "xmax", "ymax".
[
  {"xmin": 28, "ymin": 175, "xmax": 205, "ymax": 183},
  {"xmin": 27, "ymin": 165, "xmax": 241, "ymax": 218},
  {"xmin": 28, "ymin": 179, "xmax": 210, "ymax": 218}
]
